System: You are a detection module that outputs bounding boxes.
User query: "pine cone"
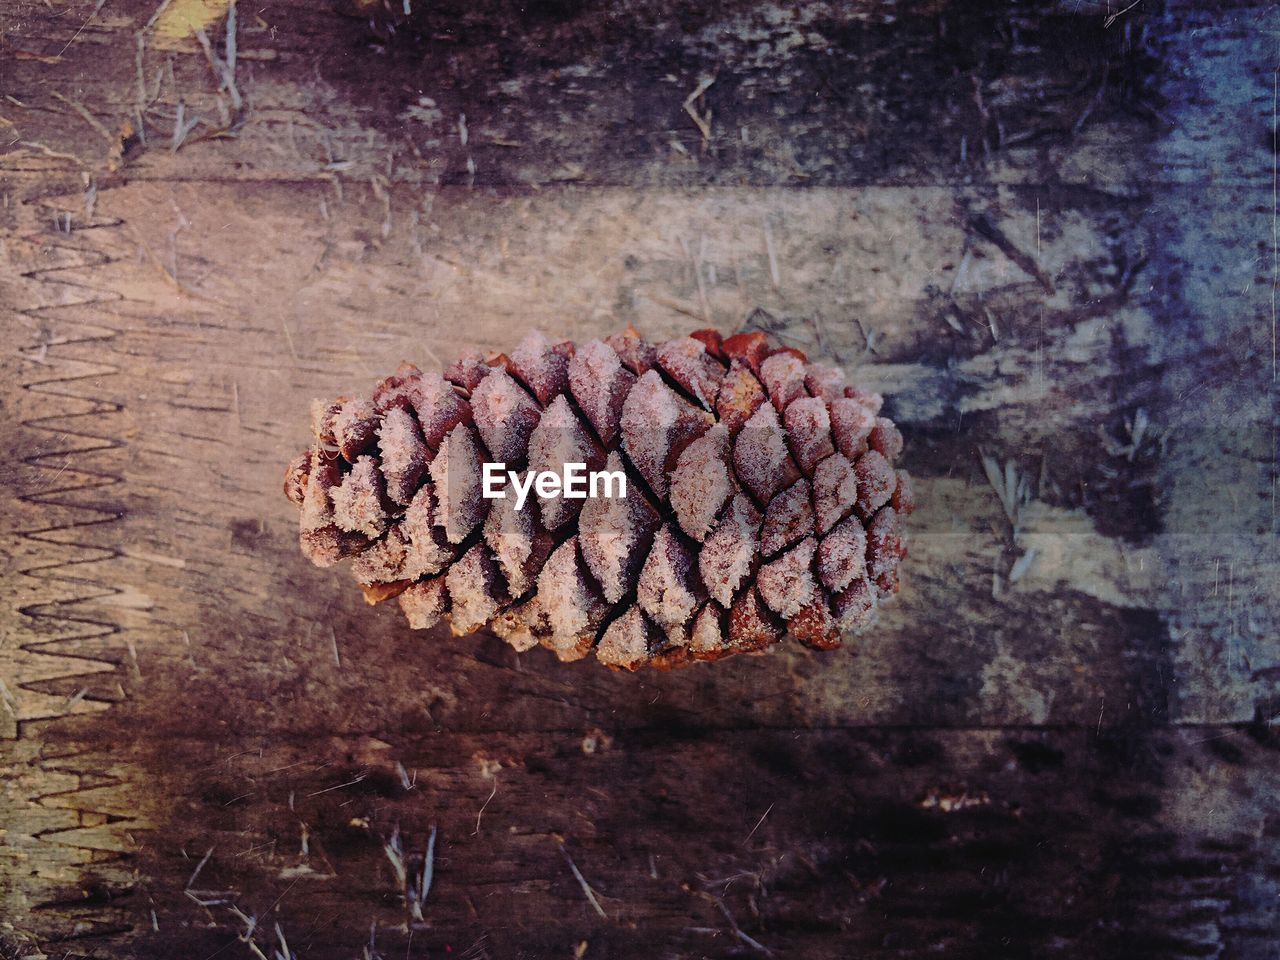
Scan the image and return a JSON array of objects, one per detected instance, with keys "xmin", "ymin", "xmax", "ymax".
[{"xmin": 284, "ymin": 328, "xmax": 914, "ymax": 670}]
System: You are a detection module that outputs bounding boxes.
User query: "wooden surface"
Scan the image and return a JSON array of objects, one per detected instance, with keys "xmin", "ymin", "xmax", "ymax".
[{"xmin": 2, "ymin": 1, "xmax": 1278, "ymax": 957}]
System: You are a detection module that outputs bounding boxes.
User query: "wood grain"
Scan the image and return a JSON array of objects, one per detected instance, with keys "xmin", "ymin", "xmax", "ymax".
[{"xmin": 2, "ymin": 0, "xmax": 1277, "ymax": 957}]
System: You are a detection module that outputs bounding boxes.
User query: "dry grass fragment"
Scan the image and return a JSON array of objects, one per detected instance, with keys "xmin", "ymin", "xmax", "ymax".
[{"xmin": 556, "ymin": 838, "xmax": 607, "ymax": 919}]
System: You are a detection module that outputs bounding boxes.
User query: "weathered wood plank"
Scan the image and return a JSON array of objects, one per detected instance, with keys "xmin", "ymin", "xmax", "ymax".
[
  {"xmin": 2, "ymin": 179, "xmax": 1177, "ymax": 732},
  {"xmin": 2, "ymin": 0, "xmax": 1277, "ymax": 956},
  {"xmin": 1, "ymin": 0, "xmax": 1166, "ymax": 187},
  {"xmin": 7, "ymin": 725, "xmax": 1280, "ymax": 958}
]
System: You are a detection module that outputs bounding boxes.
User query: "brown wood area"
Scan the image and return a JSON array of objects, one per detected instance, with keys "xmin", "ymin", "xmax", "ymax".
[{"xmin": 2, "ymin": 0, "xmax": 1277, "ymax": 957}]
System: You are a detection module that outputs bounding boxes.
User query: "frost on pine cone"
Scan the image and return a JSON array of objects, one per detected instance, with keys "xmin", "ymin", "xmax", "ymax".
[{"xmin": 284, "ymin": 328, "xmax": 913, "ymax": 671}]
